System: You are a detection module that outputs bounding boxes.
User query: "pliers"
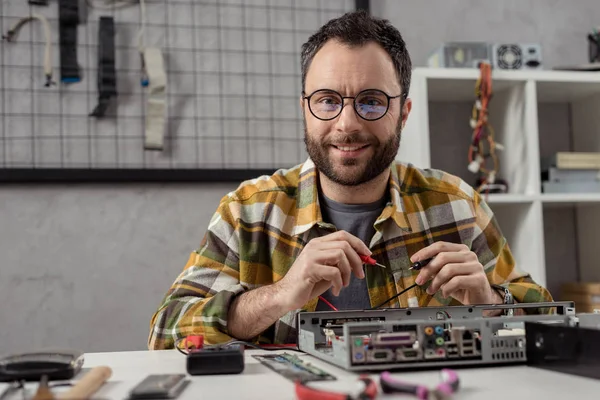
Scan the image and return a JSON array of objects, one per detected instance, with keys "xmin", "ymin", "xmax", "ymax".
[
  {"xmin": 295, "ymin": 376, "xmax": 378, "ymax": 400},
  {"xmin": 379, "ymin": 369, "xmax": 460, "ymax": 400}
]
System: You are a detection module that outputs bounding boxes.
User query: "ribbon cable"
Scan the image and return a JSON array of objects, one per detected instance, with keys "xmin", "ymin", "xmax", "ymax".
[
  {"xmin": 2, "ymin": 14, "xmax": 54, "ymax": 87},
  {"xmin": 142, "ymin": 47, "xmax": 167, "ymax": 150},
  {"xmin": 90, "ymin": 17, "xmax": 117, "ymax": 117},
  {"xmin": 58, "ymin": 0, "xmax": 81, "ymax": 83}
]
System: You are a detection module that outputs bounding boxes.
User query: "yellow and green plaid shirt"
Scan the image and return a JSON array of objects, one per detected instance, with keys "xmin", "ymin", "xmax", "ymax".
[{"xmin": 148, "ymin": 158, "xmax": 553, "ymax": 349}]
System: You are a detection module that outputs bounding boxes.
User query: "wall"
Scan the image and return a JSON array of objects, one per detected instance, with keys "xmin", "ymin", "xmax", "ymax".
[{"xmin": 2, "ymin": 0, "xmax": 600, "ymax": 354}]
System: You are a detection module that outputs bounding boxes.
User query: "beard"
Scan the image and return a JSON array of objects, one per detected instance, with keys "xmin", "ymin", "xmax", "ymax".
[{"xmin": 303, "ymin": 120, "xmax": 402, "ymax": 187}]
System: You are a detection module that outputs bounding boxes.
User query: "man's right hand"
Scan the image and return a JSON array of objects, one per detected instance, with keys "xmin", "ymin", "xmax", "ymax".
[{"xmin": 274, "ymin": 230, "xmax": 371, "ymax": 311}]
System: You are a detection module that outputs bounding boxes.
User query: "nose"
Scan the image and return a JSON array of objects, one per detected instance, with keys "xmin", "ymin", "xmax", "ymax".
[{"xmin": 334, "ymin": 100, "xmax": 363, "ymax": 133}]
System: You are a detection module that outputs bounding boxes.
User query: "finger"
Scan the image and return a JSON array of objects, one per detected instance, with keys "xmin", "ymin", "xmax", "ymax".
[
  {"xmin": 317, "ymin": 230, "xmax": 371, "ymax": 256},
  {"xmin": 410, "ymin": 241, "xmax": 470, "ymax": 263},
  {"xmin": 439, "ymin": 274, "xmax": 483, "ymax": 299},
  {"xmin": 316, "ymin": 248, "xmax": 353, "ymax": 287},
  {"xmin": 416, "ymin": 251, "xmax": 474, "ymax": 285},
  {"xmin": 313, "ymin": 264, "xmax": 344, "ymax": 296},
  {"xmin": 426, "ymin": 262, "xmax": 481, "ymax": 294},
  {"xmin": 316, "ymin": 240, "xmax": 365, "ymax": 279}
]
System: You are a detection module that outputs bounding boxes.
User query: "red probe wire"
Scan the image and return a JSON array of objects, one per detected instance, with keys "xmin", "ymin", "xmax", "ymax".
[
  {"xmin": 359, "ymin": 254, "xmax": 386, "ymax": 268},
  {"xmin": 317, "ymin": 254, "xmax": 386, "ymax": 311}
]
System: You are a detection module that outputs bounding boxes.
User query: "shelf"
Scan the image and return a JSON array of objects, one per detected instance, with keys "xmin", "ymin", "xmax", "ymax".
[
  {"xmin": 414, "ymin": 67, "xmax": 600, "ymax": 102},
  {"xmin": 539, "ymin": 193, "xmax": 600, "ymax": 206},
  {"xmin": 481, "ymin": 193, "xmax": 600, "ymax": 205},
  {"xmin": 483, "ymin": 194, "xmax": 535, "ymax": 204}
]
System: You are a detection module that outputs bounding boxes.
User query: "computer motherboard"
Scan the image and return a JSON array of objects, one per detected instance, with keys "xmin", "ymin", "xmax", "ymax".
[{"xmin": 296, "ymin": 301, "xmax": 600, "ymax": 372}]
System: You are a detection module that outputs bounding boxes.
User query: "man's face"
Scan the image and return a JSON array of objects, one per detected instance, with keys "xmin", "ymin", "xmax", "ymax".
[{"xmin": 302, "ymin": 40, "xmax": 411, "ymax": 187}]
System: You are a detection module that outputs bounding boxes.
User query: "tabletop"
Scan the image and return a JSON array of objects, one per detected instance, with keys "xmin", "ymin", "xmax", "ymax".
[{"xmin": 1, "ymin": 349, "xmax": 599, "ymax": 399}]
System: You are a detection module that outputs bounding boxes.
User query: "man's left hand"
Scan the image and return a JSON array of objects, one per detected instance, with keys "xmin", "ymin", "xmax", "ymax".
[{"xmin": 411, "ymin": 241, "xmax": 501, "ymax": 305}]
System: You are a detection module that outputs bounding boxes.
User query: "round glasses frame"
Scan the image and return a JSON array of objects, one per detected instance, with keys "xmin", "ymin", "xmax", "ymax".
[{"xmin": 302, "ymin": 88, "xmax": 405, "ymax": 122}]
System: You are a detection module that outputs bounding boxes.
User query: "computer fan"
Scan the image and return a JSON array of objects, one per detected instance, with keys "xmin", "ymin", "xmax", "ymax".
[{"xmin": 492, "ymin": 43, "xmax": 542, "ymax": 70}]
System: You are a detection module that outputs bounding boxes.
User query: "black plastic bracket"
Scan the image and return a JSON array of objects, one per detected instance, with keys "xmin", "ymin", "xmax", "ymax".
[
  {"xmin": 58, "ymin": 0, "xmax": 81, "ymax": 83},
  {"xmin": 0, "ymin": 169, "xmax": 278, "ymax": 183},
  {"xmin": 90, "ymin": 17, "xmax": 117, "ymax": 117},
  {"xmin": 525, "ymin": 321, "xmax": 600, "ymax": 380},
  {"xmin": 355, "ymin": 0, "xmax": 370, "ymax": 13}
]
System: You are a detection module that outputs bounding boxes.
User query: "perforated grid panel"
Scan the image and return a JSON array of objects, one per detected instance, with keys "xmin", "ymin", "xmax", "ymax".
[{"xmin": 0, "ymin": 0, "xmax": 355, "ymax": 179}]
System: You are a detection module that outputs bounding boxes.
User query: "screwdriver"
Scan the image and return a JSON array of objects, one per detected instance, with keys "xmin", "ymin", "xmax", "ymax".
[{"xmin": 359, "ymin": 254, "xmax": 386, "ymax": 268}]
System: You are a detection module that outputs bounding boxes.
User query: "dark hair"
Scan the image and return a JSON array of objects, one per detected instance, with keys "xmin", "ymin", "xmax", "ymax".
[{"xmin": 301, "ymin": 10, "xmax": 412, "ymax": 102}]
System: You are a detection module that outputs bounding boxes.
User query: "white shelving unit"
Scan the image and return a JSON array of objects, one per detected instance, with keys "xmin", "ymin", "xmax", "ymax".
[{"xmin": 398, "ymin": 67, "xmax": 600, "ymax": 296}]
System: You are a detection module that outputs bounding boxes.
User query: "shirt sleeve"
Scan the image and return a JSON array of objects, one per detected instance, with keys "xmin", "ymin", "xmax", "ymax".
[
  {"xmin": 472, "ymin": 193, "xmax": 554, "ymax": 311},
  {"xmin": 147, "ymin": 195, "xmax": 245, "ymax": 350}
]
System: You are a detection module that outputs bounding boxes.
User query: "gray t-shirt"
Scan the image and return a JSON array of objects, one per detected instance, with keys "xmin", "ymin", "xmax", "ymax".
[{"xmin": 315, "ymin": 193, "xmax": 387, "ymax": 311}]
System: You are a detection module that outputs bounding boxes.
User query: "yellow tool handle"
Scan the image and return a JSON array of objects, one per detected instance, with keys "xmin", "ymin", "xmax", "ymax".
[{"xmin": 56, "ymin": 366, "xmax": 112, "ymax": 400}]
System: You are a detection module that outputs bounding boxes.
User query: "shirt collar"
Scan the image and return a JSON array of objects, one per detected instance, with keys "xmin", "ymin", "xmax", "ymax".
[{"xmin": 292, "ymin": 158, "xmax": 411, "ymax": 237}]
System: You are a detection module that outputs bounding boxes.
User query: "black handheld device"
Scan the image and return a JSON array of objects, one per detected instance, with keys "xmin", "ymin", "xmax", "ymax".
[
  {"xmin": 186, "ymin": 345, "xmax": 245, "ymax": 375},
  {"xmin": 128, "ymin": 374, "xmax": 190, "ymax": 399}
]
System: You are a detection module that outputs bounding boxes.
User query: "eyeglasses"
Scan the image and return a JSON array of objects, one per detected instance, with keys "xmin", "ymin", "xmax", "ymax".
[{"xmin": 302, "ymin": 88, "xmax": 403, "ymax": 122}]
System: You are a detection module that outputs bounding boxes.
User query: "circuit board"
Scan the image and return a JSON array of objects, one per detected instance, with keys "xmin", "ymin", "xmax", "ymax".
[{"xmin": 253, "ymin": 353, "xmax": 336, "ymax": 382}]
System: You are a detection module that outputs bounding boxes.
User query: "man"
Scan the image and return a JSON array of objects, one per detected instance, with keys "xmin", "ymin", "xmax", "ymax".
[{"xmin": 148, "ymin": 11, "xmax": 552, "ymax": 349}]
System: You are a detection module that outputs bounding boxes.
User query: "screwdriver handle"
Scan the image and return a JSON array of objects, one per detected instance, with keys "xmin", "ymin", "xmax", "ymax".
[{"xmin": 56, "ymin": 366, "xmax": 112, "ymax": 400}]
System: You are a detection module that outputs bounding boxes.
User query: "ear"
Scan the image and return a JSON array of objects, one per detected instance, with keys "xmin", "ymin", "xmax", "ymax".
[{"xmin": 400, "ymin": 97, "xmax": 412, "ymax": 130}]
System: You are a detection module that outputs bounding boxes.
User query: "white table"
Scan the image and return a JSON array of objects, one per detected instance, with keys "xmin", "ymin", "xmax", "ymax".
[{"xmin": 2, "ymin": 349, "xmax": 599, "ymax": 399}]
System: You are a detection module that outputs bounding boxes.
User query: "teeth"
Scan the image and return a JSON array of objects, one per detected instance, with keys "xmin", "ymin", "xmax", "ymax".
[{"xmin": 336, "ymin": 146, "xmax": 363, "ymax": 151}]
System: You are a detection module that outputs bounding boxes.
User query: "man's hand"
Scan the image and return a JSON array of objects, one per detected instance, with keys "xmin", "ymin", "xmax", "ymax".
[
  {"xmin": 411, "ymin": 241, "xmax": 500, "ymax": 305},
  {"xmin": 228, "ymin": 230, "xmax": 370, "ymax": 341},
  {"xmin": 274, "ymin": 230, "xmax": 370, "ymax": 311}
]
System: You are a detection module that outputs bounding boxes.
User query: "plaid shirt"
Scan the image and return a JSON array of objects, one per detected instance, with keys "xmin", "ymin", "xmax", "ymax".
[{"xmin": 148, "ymin": 159, "xmax": 553, "ymax": 349}]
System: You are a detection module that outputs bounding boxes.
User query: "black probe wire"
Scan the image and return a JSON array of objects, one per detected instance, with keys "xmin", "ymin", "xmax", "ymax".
[{"xmin": 371, "ymin": 283, "xmax": 419, "ymax": 309}]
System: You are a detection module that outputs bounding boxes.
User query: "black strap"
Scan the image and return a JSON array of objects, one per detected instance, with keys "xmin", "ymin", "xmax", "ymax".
[
  {"xmin": 28, "ymin": 0, "xmax": 49, "ymax": 5},
  {"xmin": 58, "ymin": 0, "xmax": 80, "ymax": 83},
  {"xmin": 90, "ymin": 17, "xmax": 117, "ymax": 117}
]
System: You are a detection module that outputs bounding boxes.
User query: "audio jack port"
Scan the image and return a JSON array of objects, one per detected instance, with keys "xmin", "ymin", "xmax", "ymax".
[{"xmin": 424, "ymin": 327, "xmax": 434, "ymax": 336}]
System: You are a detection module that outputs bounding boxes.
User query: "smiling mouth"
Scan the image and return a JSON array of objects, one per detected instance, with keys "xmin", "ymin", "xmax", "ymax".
[{"xmin": 331, "ymin": 144, "xmax": 370, "ymax": 152}]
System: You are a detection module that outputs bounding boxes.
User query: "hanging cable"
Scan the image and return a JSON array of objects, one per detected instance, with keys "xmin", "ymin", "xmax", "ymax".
[
  {"xmin": 2, "ymin": 14, "xmax": 54, "ymax": 87},
  {"xmin": 467, "ymin": 62, "xmax": 504, "ymax": 194},
  {"xmin": 86, "ymin": 0, "xmax": 166, "ymax": 150},
  {"xmin": 85, "ymin": 1, "xmax": 148, "ymax": 52}
]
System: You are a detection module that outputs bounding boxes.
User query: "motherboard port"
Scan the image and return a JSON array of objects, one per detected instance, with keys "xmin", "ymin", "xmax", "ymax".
[
  {"xmin": 424, "ymin": 349, "xmax": 436, "ymax": 358},
  {"xmin": 396, "ymin": 347, "xmax": 422, "ymax": 361},
  {"xmin": 446, "ymin": 344, "xmax": 459, "ymax": 358},
  {"xmin": 462, "ymin": 330, "xmax": 474, "ymax": 341},
  {"xmin": 367, "ymin": 349, "xmax": 394, "ymax": 363},
  {"xmin": 460, "ymin": 346, "xmax": 475, "ymax": 357},
  {"xmin": 435, "ymin": 337, "xmax": 445, "ymax": 346},
  {"xmin": 424, "ymin": 326, "xmax": 434, "ymax": 336},
  {"xmin": 352, "ymin": 350, "xmax": 366, "ymax": 363},
  {"xmin": 424, "ymin": 348, "xmax": 446, "ymax": 359},
  {"xmin": 372, "ymin": 332, "xmax": 417, "ymax": 346},
  {"xmin": 434, "ymin": 326, "xmax": 444, "ymax": 335}
]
